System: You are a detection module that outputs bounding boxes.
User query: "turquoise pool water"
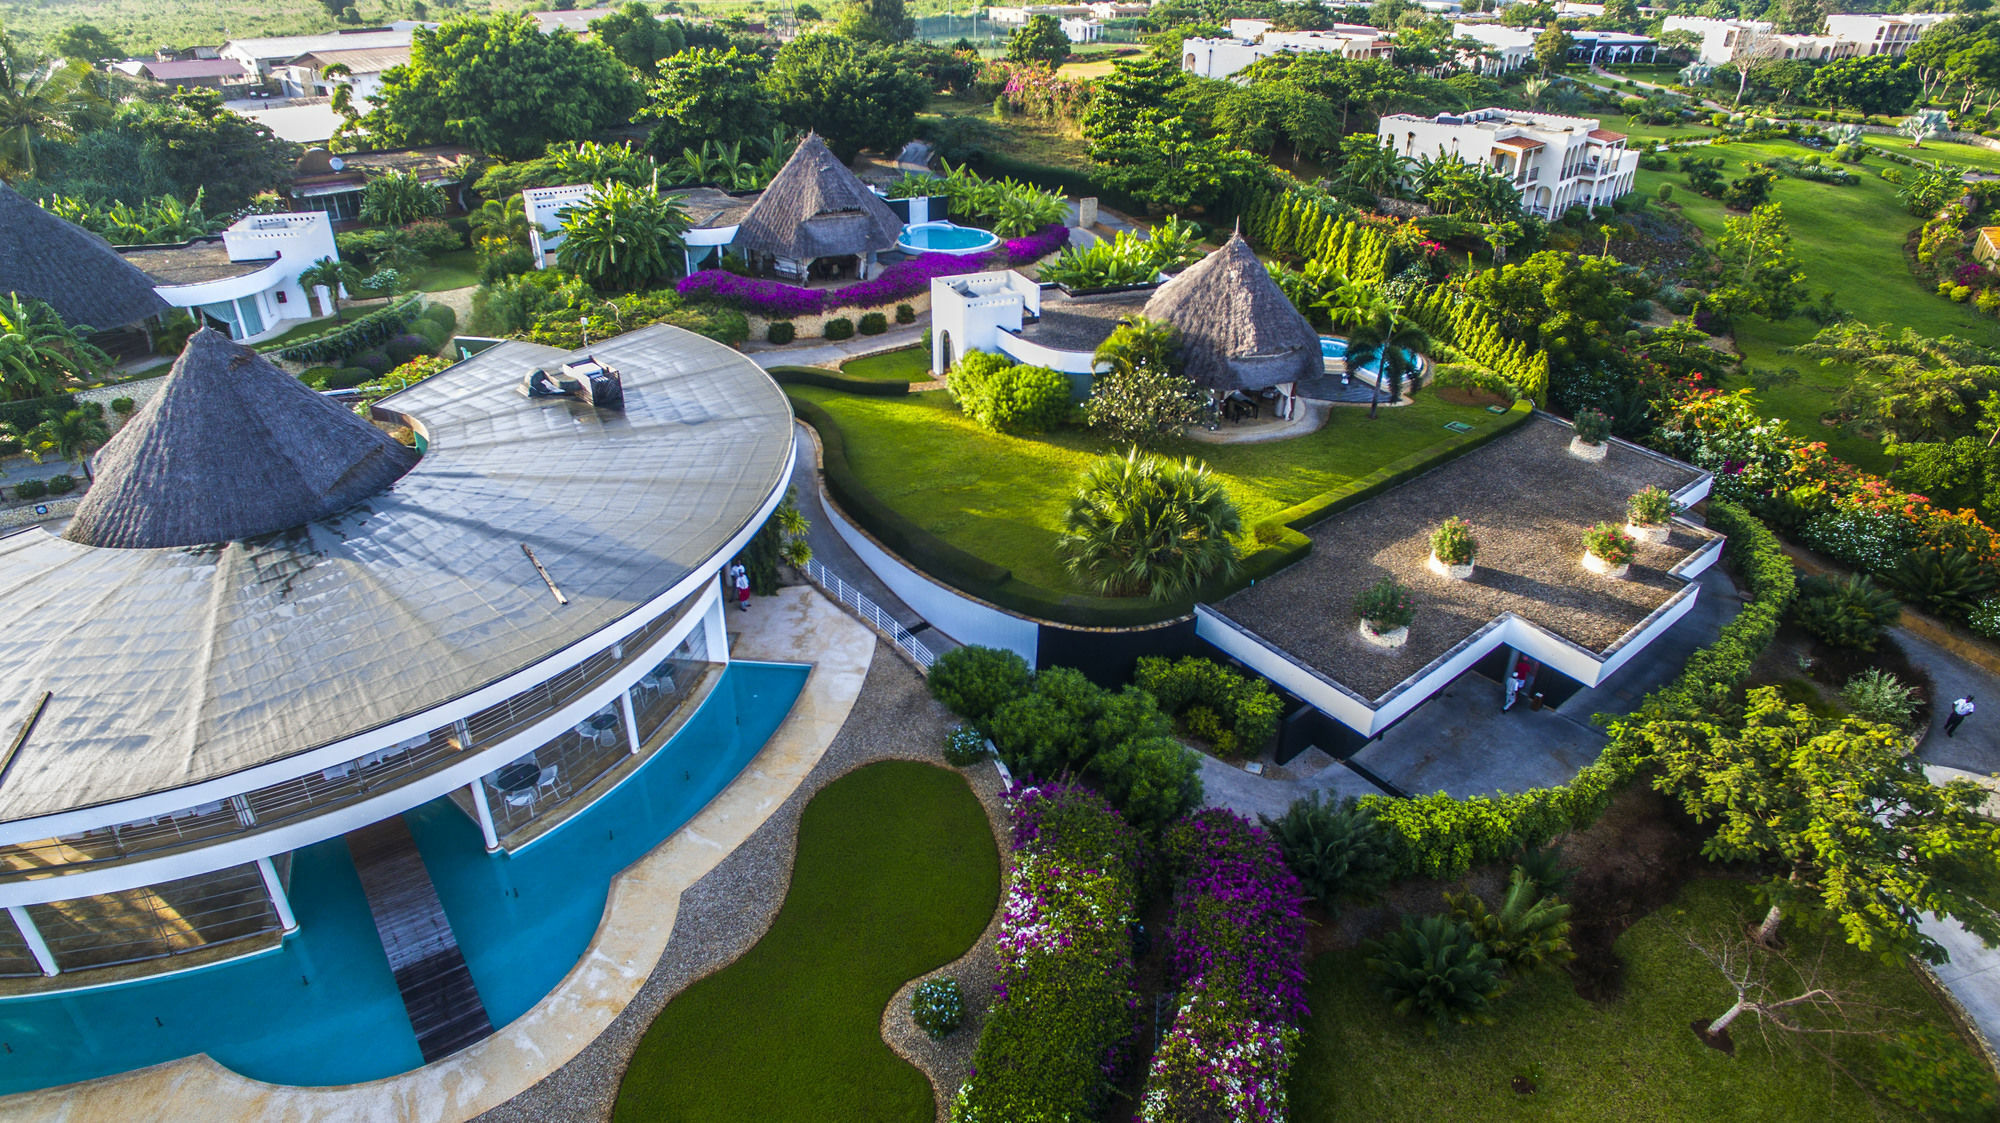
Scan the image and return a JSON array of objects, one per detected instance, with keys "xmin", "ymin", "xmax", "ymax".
[
  {"xmin": 897, "ymin": 222, "xmax": 999, "ymax": 256},
  {"xmin": 0, "ymin": 661, "xmax": 808, "ymax": 1095},
  {"xmin": 1321, "ymin": 337, "xmax": 1422, "ymax": 377}
]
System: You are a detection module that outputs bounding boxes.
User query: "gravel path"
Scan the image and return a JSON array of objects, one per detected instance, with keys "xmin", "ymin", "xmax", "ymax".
[{"xmin": 477, "ymin": 647, "xmax": 1004, "ymax": 1123}]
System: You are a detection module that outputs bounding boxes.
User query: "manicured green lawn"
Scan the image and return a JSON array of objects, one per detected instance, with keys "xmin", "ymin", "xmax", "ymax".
[
  {"xmin": 409, "ymin": 249, "xmax": 481, "ymax": 293},
  {"xmin": 1292, "ymin": 878, "xmax": 1985, "ymax": 1121},
  {"xmin": 839, "ymin": 346, "xmax": 933, "ymax": 382},
  {"xmin": 1859, "ymin": 134, "xmax": 2000, "ymax": 173},
  {"xmin": 794, "ymin": 384, "xmax": 1513, "ymax": 591},
  {"xmin": 251, "ymin": 299, "xmax": 393, "ymax": 351},
  {"xmin": 613, "ymin": 761, "xmax": 999, "ymax": 1123}
]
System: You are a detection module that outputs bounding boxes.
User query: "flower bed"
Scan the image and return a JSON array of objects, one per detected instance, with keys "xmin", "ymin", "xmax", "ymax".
[
  {"xmin": 1141, "ymin": 810, "xmax": 1310, "ymax": 1123},
  {"xmin": 952, "ymin": 782, "xmax": 1141, "ymax": 1123},
  {"xmin": 677, "ymin": 224, "xmax": 1067, "ymax": 320}
]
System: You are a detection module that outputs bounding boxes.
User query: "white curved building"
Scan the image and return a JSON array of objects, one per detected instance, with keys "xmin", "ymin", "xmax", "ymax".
[
  {"xmin": 117, "ymin": 211, "xmax": 342, "ymax": 343},
  {"xmin": 0, "ymin": 322, "xmax": 794, "ymax": 1004}
]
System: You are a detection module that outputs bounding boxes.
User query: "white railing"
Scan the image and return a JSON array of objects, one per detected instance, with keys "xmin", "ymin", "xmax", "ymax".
[{"xmin": 803, "ymin": 557, "xmax": 938, "ymax": 671}]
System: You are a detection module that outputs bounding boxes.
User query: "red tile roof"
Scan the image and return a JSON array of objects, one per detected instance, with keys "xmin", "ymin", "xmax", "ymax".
[{"xmin": 1588, "ymin": 128, "xmax": 1627, "ymax": 142}]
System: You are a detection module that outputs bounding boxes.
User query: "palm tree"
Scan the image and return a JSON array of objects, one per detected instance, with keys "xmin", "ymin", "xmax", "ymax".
[
  {"xmin": 470, "ymin": 194, "xmax": 532, "ymax": 255},
  {"xmin": 1345, "ymin": 309, "xmax": 1428, "ymax": 420},
  {"xmin": 1058, "ymin": 447, "xmax": 1242, "ymax": 601},
  {"xmin": 0, "ymin": 35, "xmax": 95, "ymax": 178},
  {"xmin": 555, "ymin": 178, "xmax": 692, "ymax": 291},
  {"xmin": 0, "ymin": 294, "xmax": 106, "ymax": 401},
  {"xmin": 1522, "ymin": 76, "xmax": 1552, "ymax": 109},
  {"xmin": 298, "ymin": 256, "xmax": 363, "ymax": 321},
  {"xmin": 1316, "ymin": 279, "xmax": 1392, "ymax": 341},
  {"xmin": 31, "ymin": 408, "xmax": 109, "ymax": 481}
]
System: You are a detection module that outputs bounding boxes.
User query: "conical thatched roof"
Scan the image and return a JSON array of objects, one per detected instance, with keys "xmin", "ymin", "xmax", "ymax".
[
  {"xmin": 66, "ymin": 329, "xmax": 419, "ymax": 549},
  {"xmin": 1142, "ymin": 232, "xmax": 1322, "ymax": 394},
  {"xmin": 733, "ymin": 133, "xmax": 903, "ymax": 262},
  {"xmin": 0, "ymin": 182, "xmax": 168, "ymax": 330}
]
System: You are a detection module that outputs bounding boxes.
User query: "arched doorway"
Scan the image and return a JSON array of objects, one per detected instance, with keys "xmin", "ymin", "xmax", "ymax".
[{"xmin": 937, "ymin": 330, "xmax": 954, "ymax": 376}]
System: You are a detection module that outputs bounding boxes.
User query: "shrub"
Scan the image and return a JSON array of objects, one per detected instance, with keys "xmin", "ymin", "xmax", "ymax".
[
  {"xmin": 12, "ymin": 478, "xmax": 47, "ymax": 500},
  {"xmin": 766, "ymin": 321, "xmax": 796, "ymax": 344},
  {"xmin": 824, "ymin": 317, "xmax": 855, "ymax": 341},
  {"xmin": 858, "ymin": 311, "xmax": 888, "ymax": 335},
  {"xmin": 1627, "ymin": 485, "xmax": 1677, "ymax": 526},
  {"xmin": 1571, "ymin": 408, "xmax": 1612, "ymax": 444},
  {"xmin": 1874, "ymin": 1026, "xmax": 1998, "ymax": 1121},
  {"xmin": 1259, "ymin": 793, "xmax": 1398, "ymax": 913},
  {"xmin": 1883, "ymin": 547, "xmax": 1998, "ymax": 619},
  {"xmin": 896, "ymin": 303, "xmax": 917, "ymax": 324},
  {"xmin": 986, "ymin": 667, "xmax": 1201, "ymax": 832},
  {"xmin": 1355, "ymin": 576, "xmax": 1415, "ymax": 631},
  {"xmin": 1972, "ymin": 596, "xmax": 2000, "ymax": 639},
  {"xmin": 948, "ymin": 353, "xmax": 1070, "ymax": 434},
  {"xmin": 1253, "ymin": 521, "xmax": 1285, "ymax": 546},
  {"xmin": 110, "ymin": 397, "xmax": 135, "ymax": 415},
  {"xmin": 351, "ymin": 348, "xmax": 395, "ymax": 377},
  {"xmin": 1365, "ymin": 914, "xmax": 1507, "ymax": 1030},
  {"xmin": 928, "ymin": 645, "xmax": 1032, "ymax": 726},
  {"xmin": 1792, "ymin": 573, "xmax": 1899, "ymax": 651},
  {"xmin": 385, "ymin": 332, "xmax": 435, "ymax": 366},
  {"xmin": 943, "ymin": 724, "xmax": 991, "ymax": 766},
  {"xmin": 300, "ymin": 366, "xmax": 338, "ymax": 388},
  {"xmin": 1842, "ymin": 668, "xmax": 1920, "ymax": 730},
  {"xmin": 420, "ymin": 302, "xmax": 458, "ymax": 335},
  {"xmin": 1583, "ymin": 522, "xmax": 1636, "ymax": 566},
  {"xmin": 1134, "ymin": 655, "xmax": 1283, "ymax": 758},
  {"xmin": 328, "ymin": 367, "xmax": 376, "ymax": 390},
  {"xmin": 1656, "ymin": 183, "xmax": 1674, "ymax": 203},
  {"xmin": 1430, "ymin": 516, "xmax": 1476, "ymax": 565},
  {"xmin": 910, "ymin": 977, "xmax": 964, "ymax": 1040},
  {"xmin": 1445, "ymin": 869, "xmax": 1573, "ymax": 974},
  {"xmin": 42, "ymin": 474, "xmax": 77, "ymax": 495},
  {"xmin": 1798, "ymin": 508, "xmax": 1910, "ymax": 572},
  {"xmin": 1060, "ymin": 450, "xmax": 1241, "ymax": 602}
]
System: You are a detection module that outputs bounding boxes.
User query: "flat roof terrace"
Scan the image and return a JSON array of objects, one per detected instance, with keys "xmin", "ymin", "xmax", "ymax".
[{"xmin": 1211, "ymin": 415, "xmax": 1716, "ymax": 702}]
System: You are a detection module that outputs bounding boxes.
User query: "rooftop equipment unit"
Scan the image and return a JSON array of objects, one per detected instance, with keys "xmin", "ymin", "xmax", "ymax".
[{"xmin": 521, "ymin": 355, "xmax": 625, "ymax": 411}]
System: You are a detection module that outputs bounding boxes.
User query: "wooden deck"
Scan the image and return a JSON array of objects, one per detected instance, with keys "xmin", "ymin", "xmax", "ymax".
[{"xmin": 345, "ymin": 818, "xmax": 493, "ymax": 1064}]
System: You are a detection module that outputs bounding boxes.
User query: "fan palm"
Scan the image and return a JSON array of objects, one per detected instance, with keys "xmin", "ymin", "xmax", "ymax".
[
  {"xmin": 31, "ymin": 408, "xmax": 110, "ymax": 480},
  {"xmin": 1058, "ymin": 448, "xmax": 1242, "ymax": 601},
  {"xmin": 0, "ymin": 35, "xmax": 96, "ymax": 178},
  {"xmin": 1345, "ymin": 308, "xmax": 1427, "ymax": 420},
  {"xmin": 0, "ymin": 294, "xmax": 106, "ymax": 401},
  {"xmin": 471, "ymin": 194, "xmax": 532, "ymax": 255},
  {"xmin": 1366, "ymin": 914, "xmax": 1507, "ymax": 1032},
  {"xmin": 555, "ymin": 179, "xmax": 692, "ymax": 292},
  {"xmin": 1447, "ymin": 870, "xmax": 1575, "ymax": 974},
  {"xmin": 298, "ymin": 256, "xmax": 363, "ymax": 321}
]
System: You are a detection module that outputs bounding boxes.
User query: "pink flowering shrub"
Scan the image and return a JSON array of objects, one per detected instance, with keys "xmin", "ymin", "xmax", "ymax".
[
  {"xmin": 952, "ymin": 782, "xmax": 1141, "ymax": 1123},
  {"xmin": 1139, "ymin": 811, "xmax": 1310, "ymax": 1123}
]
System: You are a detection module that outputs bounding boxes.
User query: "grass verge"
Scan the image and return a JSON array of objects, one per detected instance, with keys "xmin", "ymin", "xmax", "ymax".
[
  {"xmin": 839, "ymin": 346, "xmax": 933, "ymax": 382},
  {"xmin": 612, "ymin": 760, "xmax": 1000, "ymax": 1123}
]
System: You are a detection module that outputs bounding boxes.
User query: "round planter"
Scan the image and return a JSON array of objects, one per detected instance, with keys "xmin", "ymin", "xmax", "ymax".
[
  {"xmin": 1568, "ymin": 436, "xmax": 1609, "ymax": 461},
  {"xmin": 1581, "ymin": 551, "xmax": 1630, "ymax": 579},
  {"xmin": 1359, "ymin": 620, "xmax": 1409, "ymax": 649},
  {"xmin": 1427, "ymin": 552, "xmax": 1475, "ymax": 580},
  {"xmin": 1626, "ymin": 521, "xmax": 1670, "ymax": 545}
]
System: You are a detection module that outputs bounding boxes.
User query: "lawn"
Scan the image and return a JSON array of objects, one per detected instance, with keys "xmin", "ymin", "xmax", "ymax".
[
  {"xmin": 793, "ymin": 383, "xmax": 1515, "ymax": 592},
  {"xmin": 1634, "ymin": 135, "xmax": 2000, "ymax": 473},
  {"xmin": 839, "ymin": 346, "xmax": 933, "ymax": 382},
  {"xmin": 612, "ymin": 761, "xmax": 999, "ymax": 1123},
  {"xmin": 408, "ymin": 249, "xmax": 481, "ymax": 294},
  {"xmin": 1292, "ymin": 878, "xmax": 1986, "ymax": 1121}
]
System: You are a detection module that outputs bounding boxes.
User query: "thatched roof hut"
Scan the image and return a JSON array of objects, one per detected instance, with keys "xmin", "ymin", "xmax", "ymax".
[
  {"xmin": 732, "ymin": 133, "xmax": 903, "ymax": 268},
  {"xmin": 0, "ymin": 182, "xmax": 168, "ymax": 330},
  {"xmin": 1142, "ymin": 232, "xmax": 1321, "ymax": 394},
  {"xmin": 66, "ymin": 329, "xmax": 419, "ymax": 549}
]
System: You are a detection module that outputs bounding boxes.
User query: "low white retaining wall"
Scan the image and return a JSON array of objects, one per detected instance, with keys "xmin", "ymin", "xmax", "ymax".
[{"xmin": 0, "ymin": 496, "xmax": 81, "ymax": 531}]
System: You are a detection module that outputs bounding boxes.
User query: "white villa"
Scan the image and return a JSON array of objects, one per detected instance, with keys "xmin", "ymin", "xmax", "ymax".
[
  {"xmin": 1453, "ymin": 23, "xmax": 1538, "ymax": 73},
  {"xmin": 1378, "ymin": 108, "xmax": 1641, "ymax": 218},
  {"xmin": 219, "ymin": 28, "xmax": 421, "ymax": 81},
  {"xmin": 1182, "ymin": 22, "xmax": 1395, "ymax": 80},
  {"xmin": 116, "ymin": 211, "xmax": 343, "ymax": 344},
  {"xmin": 1663, "ymin": 12, "xmax": 1947, "ymax": 65}
]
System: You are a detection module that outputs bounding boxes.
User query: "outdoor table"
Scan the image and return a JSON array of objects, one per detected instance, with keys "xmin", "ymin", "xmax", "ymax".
[
  {"xmin": 495, "ymin": 762, "xmax": 539, "ymax": 792},
  {"xmin": 588, "ymin": 713, "xmax": 619, "ymax": 732}
]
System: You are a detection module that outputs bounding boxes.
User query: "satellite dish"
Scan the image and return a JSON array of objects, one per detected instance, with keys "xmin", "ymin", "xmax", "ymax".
[{"xmin": 328, "ymin": 156, "xmax": 346, "ymax": 171}]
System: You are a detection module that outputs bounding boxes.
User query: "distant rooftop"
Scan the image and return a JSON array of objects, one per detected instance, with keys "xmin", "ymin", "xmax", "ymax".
[
  {"xmin": 223, "ymin": 29, "xmax": 414, "ymax": 61},
  {"xmin": 115, "ymin": 238, "xmax": 272, "ymax": 286},
  {"xmin": 1015, "ymin": 287, "xmax": 1151, "ymax": 352}
]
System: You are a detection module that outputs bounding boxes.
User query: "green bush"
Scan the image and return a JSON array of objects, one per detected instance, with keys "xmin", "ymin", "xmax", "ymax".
[
  {"xmin": 1133, "ymin": 655, "xmax": 1282, "ymax": 758},
  {"xmin": 1627, "ymin": 486, "xmax": 1677, "ymax": 526},
  {"xmin": 328, "ymin": 367, "xmax": 376, "ymax": 390},
  {"xmin": 767, "ymin": 321, "xmax": 797, "ymax": 345},
  {"xmin": 300, "ymin": 366, "xmax": 339, "ymax": 387},
  {"xmin": 985, "ymin": 667, "xmax": 1201, "ymax": 832},
  {"xmin": 1365, "ymin": 914, "xmax": 1507, "ymax": 1030},
  {"xmin": 1884, "ymin": 547, "xmax": 1997, "ymax": 619},
  {"xmin": 1841, "ymin": 668, "xmax": 1919, "ymax": 729},
  {"xmin": 910, "ymin": 977, "xmax": 964, "ymax": 1040},
  {"xmin": 824, "ymin": 317, "xmax": 856, "ymax": 341},
  {"xmin": 351, "ymin": 348, "xmax": 395, "ymax": 377},
  {"xmin": 944, "ymin": 725, "xmax": 991, "ymax": 766},
  {"xmin": 1446, "ymin": 870, "xmax": 1574, "ymax": 975},
  {"xmin": 858, "ymin": 312, "xmax": 888, "ymax": 335},
  {"xmin": 1430, "ymin": 516, "xmax": 1476, "ymax": 565},
  {"xmin": 1792, "ymin": 573, "xmax": 1899, "ymax": 651},
  {"xmin": 928, "ymin": 645, "xmax": 1032, "ymax": 726},
  {"xmin": 110, "ymin": 397, "xmax": 135, "ymax": 415},
  {"xmin": 1572, "ymin": 407, "xmax": 1612, "ymax": 444},
  {"xmin": 13, "ymin": 478, "xmax": 48, "ymax": 500},
  {"xmin": 1584, "ymin": 522, "xmax": 1637, "ymax": 567},
  {"xmin": 1260, "ymin": 793, "xmax": 1398, "ymax": 913},
  {"xmin": 946, "ymin": 352, "xmax": 1070, "ymax": 435},
  {"xmin": 385, "ymin": 332, "xmax": 435, "ymax": 366},
  {"xmin": 895, "ymin": 303, "xmax": 917, "ymax": 325},
  {"xmin": 44, "ymin": 475, "xmax": 76, "ymax": 495},
  {"xmin": 1874, "ymin": 1026, "xmax": 1999, "ymax": 1121},
  {"xmin": 419, "ymin": 302, "xmax": 457, "ymax": 335},
  {"xmin": 1355, "ymin": 576, "xmax": 1416, "ymax": 631}
]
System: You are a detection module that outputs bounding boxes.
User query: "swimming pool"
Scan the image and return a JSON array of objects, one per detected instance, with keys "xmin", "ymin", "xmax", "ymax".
[
  {"xmin": 897, "ymin": 221, "xmax": 1000, "ymax": 256},
  {"xmin": 0, "ymin": 661, "xmax": 809, "ymax": 1095},
  {"xmin": 1321, "ymin": 336, "xmax": 1423, "ymax": 379}
]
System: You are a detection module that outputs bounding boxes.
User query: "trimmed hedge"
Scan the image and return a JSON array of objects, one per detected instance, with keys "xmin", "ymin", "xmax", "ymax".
[
  {"xmin": 766, "ymin": 366, "xmax": 914, "ymax": 397},
  {"xmin": 272, "ymin": 295, "xmax": 425, "ymax": 365},
  {"xmin": 825, "ymin": 317, "xmax": 855, "ymax": 341},
  {"xmin": 767, "ymin": 321, "xmax": 796, "ymax": 345},
  {"xmin": 1360, "ymin": 500, "xmax": 1795, "ymax": 879}
]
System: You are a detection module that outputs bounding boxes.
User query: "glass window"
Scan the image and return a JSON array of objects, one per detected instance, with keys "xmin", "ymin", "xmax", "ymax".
[{"xmin": 235, "ymin": 295, "xmax": 266, "ymax": 338}]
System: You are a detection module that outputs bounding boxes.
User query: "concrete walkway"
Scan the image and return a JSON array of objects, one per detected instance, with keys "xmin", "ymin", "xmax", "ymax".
[
  {"xmin": 0, "ymin": 589, "xmax": 875, "ymax": 1123},
  {"xmin": 740, "ymin": 324, "xmax": 927, "ymax": 368}
]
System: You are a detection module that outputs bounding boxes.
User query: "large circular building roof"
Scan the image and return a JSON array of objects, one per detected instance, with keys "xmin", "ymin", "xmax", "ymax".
[{"xmin": 0, "ymin": 324, "xmax": 793, "ymax": 823}]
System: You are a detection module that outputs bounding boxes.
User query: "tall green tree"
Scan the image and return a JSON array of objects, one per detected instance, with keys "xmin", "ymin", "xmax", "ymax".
[
  {"xmin": 1006, "ymin": 15, "xmax": 1073, "ymax": 67},
  {"xmin": 31, "ymin": 408, "xmax": 109, "ymax": 480},
  {"xmin": 763, "ymin": 35, "xmax": 928, "ymax": 161},
  {"xmin": 111, "ymin": 88, "xmax": 296, "ymax": 209},
  {"xmin": 641, "ymin": 46, "xmax": 771, "ymax": 155},
  {"xmin": 50, "ymin": 25, "xmax": 119, "ymax": 62},
  {"xmin": 1345, "ymin": 308, "xmax": 1427, "ymax": 419},
  {"xmin": 0, "ymin": 33, "xmax": 96, "ymax": 179},
  {"xmin": 1799, "ymin": 323, "xmax": 2000, "ymax": 444},
  {"xmin": 1058, "ymin": 448, "xmax": 1242, "ymax": 601},
  {"xmin": 1806, "ymin": 56, "xmax": 1920, "ymax": 115},
  {"xmin": 1332, "ymin": 133, "xmax": 1410, "ymax": 199},
  {"xmin": 1710, "ymin": 203, "xmax": 1809, "ymax": 321},
  {"xmin": 555, "ymin": 180, "xmax": 691, "ymax": 291},
  {"xmin": 361, "ymin": 14, "xmax": 640, "ymax": 159},
  {"xmin": 836, "ymin": 0, "xmax": 914, "ymax": 42},
  {"xmin": 1532, "ymin": 27, "xmax": 1573, "ymax": 75},
  {"xmin": 590, "ymin": 2, "xmax": 688, "ymax": 75},
  {"xmin": 1647, "ymin": 687, "xmax": 2000, "ymax": 963}
]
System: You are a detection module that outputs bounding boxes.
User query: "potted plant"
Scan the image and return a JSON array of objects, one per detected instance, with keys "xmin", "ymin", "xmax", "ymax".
[
  {"xmin": 1428, "ymin": 516, "xmax": 1477, "ymax": 580},
  {"xmin": 1582, "ymin": 522, "xmax": 1638, "ymax": 578},
  {"xmin": 1626, "ymin": 485, "xmax": 1678, "ymax": 544},
  {"xmin": 1568, "ymin": 408, "xmax": 1613, "ymax": 461},
  {"xmin": 1355, "ymin": 576, "xmax": 1416, "ymax": 649}
]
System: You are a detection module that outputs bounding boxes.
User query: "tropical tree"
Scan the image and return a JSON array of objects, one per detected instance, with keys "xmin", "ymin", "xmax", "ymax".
[
  {"xmin": 1085, "ymin": 316, "xmax": 1201, "ymax": 447},
  {"xmin": 555, "ymin": 180, "xmax": 691, "ymax": 291},
  {"xmin": 1447, "ymin": 870, "xmax": 1573, "ymax": 974},
  {"xmin": 1645, "ymin": 687, "xmax": 2000, "ymax": 962},
  {"xmin": 1261, "ymin": 793, "xmax": 1397, "ymax": 913},
  {"xmin": 1332, "ymin": 133, "xmax": 1410, "ymax": 200},
  {"xmin": 359, "ymin": 170, "xmax": 447, "ymax": 226},
  {"xmin": 30, "ymin": 408, "xmax": 110, "ymax": 480},
  {"xmin": 50, "ymin": 24, "xmax": 119, "ymax": 63},
  {"xmin": 590, "ymin": 1, "xmax": 689, "ymax": 75},
  {"xmin": 1006, "ymin": 15, "xmax": 1072, "ymax": 68},
  {"xmin": 1797, "ymin": 323, "xmax": 2000, "ymax": 444},
  {"xmin": 1345, "ymin": 310, "xmax": 1428, "ymax": 419},
  {"xmin": 1058, "ymin": 447, "xmax": 1243, "ymax": 601},
  {"xmin": 0, "ymin": 34, "xmax": 97, "ymax": 178},
  {"xmin": 1366, "ymin": 914, "xmax": 1508, "ymax": 1031},
  {"xmin": 640, "ymin": 46, "xmax": 771, "ymax": 155},
  {"xmin": 0, "ymin": 295, "xmax": 107, "ymax": 401},
  {"xmin": 763, "ymin": 35, "xmax": 929, "ymax": 162},
  {"xmin": 298, "ymin": 256, "xmax": 363, "ymax": 322},
  {"xmin": 470, "ymin": 193, "xmax": 532, "ymax": 256}
]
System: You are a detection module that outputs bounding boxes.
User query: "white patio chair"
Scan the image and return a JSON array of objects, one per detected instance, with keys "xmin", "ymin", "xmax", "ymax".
[
  {"xmin": 537, "ymin": 765, "xmax": 560, "ymax": 795},
  {"xmin": 504, "ymin": 788, "xmax": 536, "ymax": 814}
]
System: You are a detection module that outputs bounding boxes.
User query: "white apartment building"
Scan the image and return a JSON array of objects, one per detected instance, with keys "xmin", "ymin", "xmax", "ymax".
[
  {"xmin": 1378, "ymin": 108, "xmax": 1641, "ymax": 218},
  {"xmin": 1821, "ymin": 13, "xmax": 1950, "ymax": 56},
  {"xmin": 1453, "ymin": 23, "xmax": 1537, "ymax": 73},
  {"xmin": 1060, "ymin": 16, "xmax": 1104, "ymax": 41},
  {"xmin": 1182, "ymin": 24, "xmax": 1394, "ymax": 80},
  {"xmin": 115, "ymin": 212, "xmax": 342, "ymax": 343},
  {"xmin": 1663, "ymin": 12, "xmax": 1946, "ymax": 65}
]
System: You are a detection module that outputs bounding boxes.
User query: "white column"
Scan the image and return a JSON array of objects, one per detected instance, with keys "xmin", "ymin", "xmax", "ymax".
[
  {"xmin": 468, "ymin": 780, "xmax": 500, "ymax": 851},
  {"xmin": 620, "ymin": 689, "xmax": 641, "ymax": 755},
  {"xmin": 7, "ymin": 906, "xmax": 58, "ymax": 977},
  {"xmin": 704, "ymin": 587, "xmax": 731, "ymax": 663},
  {"xmin": 256, "ymin": 856, "xmax": 298, "ymax": 933}
]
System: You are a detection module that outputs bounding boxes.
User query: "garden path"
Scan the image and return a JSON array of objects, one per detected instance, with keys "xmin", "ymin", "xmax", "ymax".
[{"xmin": 741, "ymin": 324, "xmax": 927, "ymax": 365}]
